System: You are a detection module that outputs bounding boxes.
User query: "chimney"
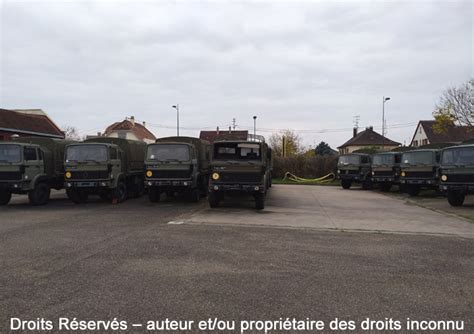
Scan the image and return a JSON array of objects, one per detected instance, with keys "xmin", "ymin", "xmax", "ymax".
[
  {"xmin": 216, "ymin": 126, "xmax": 220, "ymax": 135},
  {"xmin": 97, "ymin": 132, "xmax": 102, "ymax": 137},
  {"xmin": 353, "ymin": 127, "xmax": 358, "ymax": 138},
  {"xmin": 369, "ymin": 126, "xmax": 373, "ymax": 131},
  {"xmin": 142, "ymin": 121, "xmax": 146, "ymax": 127},
  {"xmin": 229, "ymin": 126, "xmax": 231, "ymax": 134},
  {"xmin": 130, "ymin": 116, "xmax": 135, "ymax": 126}
]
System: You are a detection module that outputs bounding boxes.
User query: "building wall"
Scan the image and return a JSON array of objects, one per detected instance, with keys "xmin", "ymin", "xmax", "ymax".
[
  {"xmin": 339, "ymin": 144, "xmax": 399, "ymax": 154},
  {"xmin": 105, "ymin": 131, "xmax": 155, "ymax": 144},
  {"xmin": 411, "ymin": 124, "xmax": 429, "ymax": 147}
]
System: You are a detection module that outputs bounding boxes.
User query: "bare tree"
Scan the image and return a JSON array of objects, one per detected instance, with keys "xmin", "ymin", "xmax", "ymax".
[
  {"xmin": 269, "ymin": 130, "xmax": 304, "ymax": 157},
  {"xmin": 433, "ymin": 79, "xmax": 473, "ymax": 129},
  {"xmin": 62, "ymin": 125, "xmax": 81, "ymax": 141}
]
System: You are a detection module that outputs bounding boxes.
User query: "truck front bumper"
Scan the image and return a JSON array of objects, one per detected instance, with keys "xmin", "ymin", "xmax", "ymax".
[
  {"xmin": 209, "ymin": 183, "xmax": 265, "ymax": 193},
  {"xmin": 145, "ymin": 179, "xmax": 194, "ymax": 187},
  {"xmin": 400, "ymin": 178, "xmax": 437, "ymax": 185},
  {"xmin": 65, "ymin": 180, "xmax": 112, "ymax": 188},
  {"xmin": 372, "ymin": 177, "xmax": 398, "ymax": 183},
  {"xmin": 0, "ymin": 181, "xmax": 31, "ymax": 192},
  {"xmin": 440, "ymin": 183, "xmax": 474, "ymax": 194}
]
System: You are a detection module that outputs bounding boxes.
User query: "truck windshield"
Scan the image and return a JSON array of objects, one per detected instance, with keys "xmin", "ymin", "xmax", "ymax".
[
  {"xmin": 338, "ymin": 155, "xmax": 360, "ymax": 165},
  {"xmin": 402, "ymin": 151, "xmax": 433, "ymax": 165},
  {"xmin": 213, "ymin": 143, "xmax": 261, "ymax": 160},
  {"xmin": 372, "ymin": 154, "xmax": 394, "ymax": 166},
  {"xmin": 66, "ymin": 145, "xmax": 108, "ymax": 162},
  {"xmin": 147, "ymin": 144, "xmax": 190, "ymax": 161},
  {"xmin": 0, "ymin": 144, "xmax": 22, "ymax": 163},
  {"xmin": 442, "ymin": 147, "xmax": 474, "ymax": 166}
]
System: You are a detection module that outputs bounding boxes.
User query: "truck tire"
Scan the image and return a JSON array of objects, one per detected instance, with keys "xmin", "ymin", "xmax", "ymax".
[
  {"xmin": 447, "ymin": 191, "xmax": 465, "ymax": 207},
  {"xmin": 341, "ymin": 179, "xmax": 352, "ymax": 189},
  {"xmin": 112, "ymin": 180, "xmax": 127, "ymax": 203},
  {"xmin": 0, "ymin": 190, "xmax": 12, "ymax": 205},
  {"xmin": 380, "ymin": 182, "xmax": 392, "ymax": 192},
  {"xmin": 208, "ymin": 192, "xmax": 220, "ymax": 208},
  {"xmin": 148, "ymin": 187, "xmax": 160, "ymax": 202},
  {"xmin": 28, "ymin": 182, "xmax": 50, "ymax": 205},
  {"xmin": 190, "ymin": 188, "xmax": 200, "ymax": 203},
  {"xmin": 67, "ymin": 188, "xmax": 88, "ymax": 204},
  {"xmin": 407, "ymin": 185, "xmax": 420, "ymax": 197},
  {"xmin": 255, "ymin": 193, "xmax": 265, "ymax": 210}
]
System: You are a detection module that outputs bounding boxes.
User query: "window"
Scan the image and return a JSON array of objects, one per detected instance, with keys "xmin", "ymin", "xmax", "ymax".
[
  {"xmin": 24, "ymin": 147, "xmax": 37, "ymax": 161},
  {"xmin": 38, "ymin": 149, "xmax": 43, "ymax": 161},
  {"xmin": 118, "ymin": 132, "xmax": 126, "ymax": 139}
]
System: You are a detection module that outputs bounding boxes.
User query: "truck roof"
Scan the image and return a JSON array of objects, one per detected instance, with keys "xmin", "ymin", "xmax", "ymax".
[{"xmin": 441, "ymin": 144, "xmax": 474, "ymax": 150}]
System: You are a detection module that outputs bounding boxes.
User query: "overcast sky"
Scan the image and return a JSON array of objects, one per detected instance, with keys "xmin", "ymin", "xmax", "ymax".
[{"xmin": 1, "ymin": 0, "xmax": 472, "ymax": 149}]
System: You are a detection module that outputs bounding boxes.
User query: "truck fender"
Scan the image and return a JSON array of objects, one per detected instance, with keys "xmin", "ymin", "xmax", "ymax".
[
  {"xmin": 32, "ymin": 174, "xmax": 49, "ymax": 187},
  {"xmin": 113, "ymin": 173, "xmax": 126, "ymax": 188}
]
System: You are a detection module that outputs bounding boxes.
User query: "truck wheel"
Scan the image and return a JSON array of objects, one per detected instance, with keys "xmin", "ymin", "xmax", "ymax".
[
  {"xmin": 0, "ymin": 190, "xmax": 12, "ymax": 205},
  {"xmin": 190, "ymin": 188, "xmax": 200, "ymax": 203},
  {"xmin": 148, "ymin": 187, "xmax": 160, "ymax": 203},
  {"xmin": 112, "ymin": 180, "xmax": 127, "ymax": 203},
  {"xmin": 380, "ymin": 182, "xmax": 392, "ymax": 192},
  {"xmin": 255, "ymin": 193, "xmax": 265, "ymax": 210},
  {"xmin": 66, "ymin": 188, "xmax": 88, "ymax": 204},
  {"xmin": 407, "ymin": 185, "xmax": 420, "ymax": 197},
  {"xmin": 447, "ymin": 191, "xmax": 465, "ymax": 207},
  {"xmin": 208, "ymin": 192, "xmax": 220, "ymax": 208},
  {"xmin": 341, "ymin": 179, "xmax": 352, "ymax": 189},
  {"xmin": 28, "ymin": 182, "xmax": 51, "ymax": 205}
]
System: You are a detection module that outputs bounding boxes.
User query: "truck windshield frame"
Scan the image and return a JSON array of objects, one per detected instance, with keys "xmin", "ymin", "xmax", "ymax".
[
  {"xmin": 372, "ymin": 154, "xmax": 394, "ymax": 166},
  {"xmin": 66, "ymin": 144, "xmax": 108, "ymax": 163},
  {"xmin": 147, "ymin": 144, "xmax": 191, "ymax": 162},
  {"xmin": 442, "ymin": 147, "xmax": 474, "ymax": 166},
  {"xmin": 401, "ymin": 151, "xmax": 434, "ymax": 166},
  {"xmin": 0, "ymin": 144, "xmax": 22, "ymax": 163},
  {"xmin": 338, "ymin": 155, "xmax": 360, "ymax": 165},
  {"xmin": 213, "ymin": 142, "xmax": 262, "ymax": 161}
]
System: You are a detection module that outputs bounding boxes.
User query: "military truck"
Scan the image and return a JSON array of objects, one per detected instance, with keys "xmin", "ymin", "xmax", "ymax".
[
  {"xmin": 208, "ymin": 140, "xmax": 272, "ymax": 210},
  {"xmin": 399, "ymin": 149, "xmax": 440, "ymax": 196},
  {"xmin": 0, "ymin": 137, "xmax": 72, "ymax": 205},
  {"xmin": 337, "ymin": 153, "xmax": 372, "ymax": 189},
  {"xmin": 439, "ymin": 144, "xmax": 474, "ymax": 206},
  {"xmin": 144, "ymin": 136, "xmax": 210, "ymax": 202},
  {"xmin": 371, "ymin": 152, "xmax": 402, "ymax": 192},
  {"xmin": 64, "ymin": 137, "xmax": 146, "ymax": 204}
]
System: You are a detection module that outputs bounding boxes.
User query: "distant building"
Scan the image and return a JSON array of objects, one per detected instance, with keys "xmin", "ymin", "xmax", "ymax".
[
  {"xmin": 337, "ymin": 126, "xmax": 401, "ymax": 154},
  {"xmin": 199, "ymin": 127, "xmax": 249, "ymax": 143},
  {"xmin": 103, "ymin": 116, "xmax": 156, "ymax": 143},
  {"xmin": 0, "ymin": 108, "xmax": 65, "ymax": 141},
  {"xmin": 410, "ymin": 120, "xmax": 474, "ymax": 147}
]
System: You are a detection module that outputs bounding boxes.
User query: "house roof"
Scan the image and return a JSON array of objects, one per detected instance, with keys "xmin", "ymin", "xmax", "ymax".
[
  {"xmin": 104, "ymin": 119, "xmax": 156, "ymax": 141},
  {"xmin": 0, "ymin": 108, "xmax": 65, "ymax": 138},
  {"xmin": 412, "ymin": 120, "xmax": 474, "ymax": 145},
  {"xmin": 338, "ymin": 127, "xmax": 401, "ymax": 149},
  {"xmin": 199, "ymin": 130, "xmax": 248, "ymax": 143}
]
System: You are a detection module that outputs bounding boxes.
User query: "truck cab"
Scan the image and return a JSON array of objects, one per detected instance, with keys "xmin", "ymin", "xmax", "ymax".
[
  {"xmin": 64, "ymin": 137, "xmax": 145, "ymax": 204},
  {"xmin": 400, "ymin": 149, "xmax": 440, "ymax": 196},
  {"xmin": 208, "ymin": 140, "xmax": 272, "ymax": 210},
  {"xmin": 337, "ymin": 153, "xmax": 372, "ymax": 189},
  {"xmin": 439, "ymin": 144, "xmax": 474, "ymax": 206},
  {"xmin": 144, "ymin": 137, "xmax": 210, "ymax": 202},
  {"xmin": 371, "ymin": 152, "xmax": 402, "ymax": 192},
  {"xmin": 0, "ymin": 138, "xmax": 69, "ymax": 205}
]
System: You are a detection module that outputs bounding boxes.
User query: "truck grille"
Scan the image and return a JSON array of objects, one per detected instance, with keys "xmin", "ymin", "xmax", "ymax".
[
  {"xmin": 403, "ymin": 171, "xmax": 434, "ymax": 178},
  {"xmin": 69, "ymin": 170, "xmax": 109, "ymax": 180},
  {"xmin": 218, "ymin": 172, "xmax": 261, "ymax": 183},
  {"xmin": 444, "ymin": 174, "xmax": 474, "ymax": 183},
  {"xmin": 373, "ymin": 171, "xmax": 393, "ymax": 176},
  {"xmin": 154, "ymin": 169, "xmax": 192, "ymax": 179},
  {"xmin": 342, "ymin": 169, "xmax": 360, "ymax": 175},
  {"xmin": 0, "ymin": 171, "xmax": 22, "ymax": 181}
]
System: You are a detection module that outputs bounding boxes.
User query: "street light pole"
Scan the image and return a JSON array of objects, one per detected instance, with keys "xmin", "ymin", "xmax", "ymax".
[
  {"xmin": 382, "ymin": 96, "xmax": 390, "ymax": 150},
  {"xmin": 172, "ymin": 104, "xmax": 179, "ymax": 136},
  {"xmin": 253, "ymin": 116, "xmax": 257, "ymax": 141}
]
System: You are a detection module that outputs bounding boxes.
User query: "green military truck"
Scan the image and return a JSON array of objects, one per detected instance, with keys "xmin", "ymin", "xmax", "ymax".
[
  {"xmin": 144, "ymin": 136, "xmax": 211, "ymax": 202},
  {"xmin": 337, "ymin": 153, "xmax": 372, "ymax": 189},
  {"xmin": 439, "ymin": 144, "xmax": 474, "ymax": 206},
  {"xmin": 64, "ymin": 137, "xmax": 146, "ymax": 204},
  {"xmin": 208, "ymin": 140, "xmax": 272, "ymax": 210},
  {"xmin": 0, "ymin": 137, "xmax": 72, "ymax": 205},
  {"xmin": 371, "ymin": 152, "xmax": 402, "ymax": 192},
  {"xmin": 399, "ymin": 149, "xmax": 440, "ymax": 196}
]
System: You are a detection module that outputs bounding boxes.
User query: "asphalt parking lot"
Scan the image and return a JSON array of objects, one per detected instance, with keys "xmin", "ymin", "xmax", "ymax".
[{"xmin": 1, "ymin": 185, "xmax": 473, "ymax": 332}]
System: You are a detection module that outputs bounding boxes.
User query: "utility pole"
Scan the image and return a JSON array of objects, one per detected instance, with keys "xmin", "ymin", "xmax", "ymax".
[
  {"xmin": 232, "ymin": 118, "xmax": 236, "ymax": 130},
  {"xmin": 253, "ymin": 116, "xmax": 257, "ymax": 141},
  {"xmin": 382, "ymin": 96, "xmax": 391, "ymax": 150},
  {"xmin": 172, "ymin": 104, "xmax": 179, "ymax": 136}
]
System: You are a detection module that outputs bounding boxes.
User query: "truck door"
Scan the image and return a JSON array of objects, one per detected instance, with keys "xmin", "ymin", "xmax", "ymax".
[{"xmin": 23, "ymin": 147, "xmax": 41, "ymax": 180}]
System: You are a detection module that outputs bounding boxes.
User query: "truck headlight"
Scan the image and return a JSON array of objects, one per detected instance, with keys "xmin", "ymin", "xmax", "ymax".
[
  {"xmin": 441, "ymin": 175, "xmax": 447, "ymax": 181},
  {"xmin": 337, "ymin": 170, "xmax": 341, "ymax": 174},
  {"xmin": 212, "ymin": 172, "xmax": 220, "ymax": 180},
  {"xmin": 401, "ymin": 171, "xmax": 405, "ymax": 177},
  {"xmin": 372, "ymin": 171, "xmax": 375, "ymax": 175},
  {"xmin": 146, "ymin": 170, "xmax": 153, "ymax": 177},
  {"xmin": 65, "ymin": 171, "xmax": 71, "ymax": 179}
]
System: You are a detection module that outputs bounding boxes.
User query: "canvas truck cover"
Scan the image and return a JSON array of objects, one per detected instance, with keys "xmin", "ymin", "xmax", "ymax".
[
  {"xmin": 155, "ymin": 136, "xmax": 210, "ymax": 172},
  {"xmin": 84, "ymin": 137, "xmax": 146, "ymax": 172},
  {"xmin": 13, "ymin": 137, "xmax": 74, "ymax": 177}
]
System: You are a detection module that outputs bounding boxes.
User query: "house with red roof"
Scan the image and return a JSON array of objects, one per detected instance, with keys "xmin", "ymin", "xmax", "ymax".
[
  {"xmin": 103, "ymin": 116, "xmax": 156, "ymax": 143},
  {"xmin": 0, "ymin": 108, "xmax": 65, "ymax": 141},
  {"xmin": 337, "ymin": 126, "xmax": 401, "ymax": 154},
  {"xmin": 410, "ymin": 120, "xmax": 474, "ymax": 147}
]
